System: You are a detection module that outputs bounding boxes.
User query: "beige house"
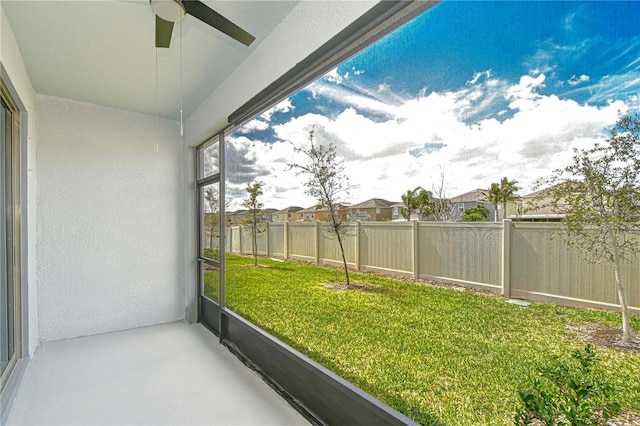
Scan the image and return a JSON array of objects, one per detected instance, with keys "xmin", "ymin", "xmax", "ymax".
[
  {"xmin": 272, "ymin": 206, "xmax": 302, "ymax": 223},
  {"xmin": 347, "ymin": 198, "xmax": 397, "ymax": 222},
  {"xmin": 518, "ymin": 185, "xmax": 569, "ymax": 221},
  {"xmin": 225, "ymin": 210, "xmax": 248, "ymax": 226},
  {"xmin": 290, "ymin": 204, "xmax": 350, "ymax": 222},
  {"xmin": 296, "ymin": 205, "xmax": 319, "ymax": 221},
  {"xmin": 228, "ymin": 208, "xmax": 277, "ymax": 225},
  {"xmin": 315, "ymin": 204, "xmax": 349, "ymax": 222}
]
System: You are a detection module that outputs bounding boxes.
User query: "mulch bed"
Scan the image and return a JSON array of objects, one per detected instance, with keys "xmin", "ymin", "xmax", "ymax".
[
  {"xmin": 568, "ymin": 322, "xmax": 640, "ymax": 355},
  {"xmin": 607, "ymin": 412, "xmax": 640, "ymax": 426}
]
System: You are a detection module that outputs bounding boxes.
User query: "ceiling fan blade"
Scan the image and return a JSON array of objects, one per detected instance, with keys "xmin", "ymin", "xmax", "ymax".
[
  {"xmin": 155, "ymin": 15, "xmax": 174, "ymax": 48},
  {"xmin": 183, "ymin": 0, "xmax": 255, "ymax": 47}
]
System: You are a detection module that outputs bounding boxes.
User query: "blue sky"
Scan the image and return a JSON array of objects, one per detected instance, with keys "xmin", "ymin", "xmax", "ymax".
[{"xmin": 226, "ymin": 1, "xmax": 640, "ymax": 211}]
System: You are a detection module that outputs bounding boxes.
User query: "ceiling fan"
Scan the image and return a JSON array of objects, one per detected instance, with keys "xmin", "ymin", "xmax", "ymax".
[{"xmin": 150, "ymin": 0, "xmax": 255, "ymax": 48}]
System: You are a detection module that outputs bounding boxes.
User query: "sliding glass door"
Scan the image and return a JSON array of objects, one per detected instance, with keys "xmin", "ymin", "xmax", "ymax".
[{"xmin": 0, "ymin": 81, "xmax": 21, "ymax": 390}]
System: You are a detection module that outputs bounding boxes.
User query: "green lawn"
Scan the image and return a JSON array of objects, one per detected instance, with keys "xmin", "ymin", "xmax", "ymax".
[{"xmin": 208, "ymin": 254, "xmax": 640, "ymax": 425}]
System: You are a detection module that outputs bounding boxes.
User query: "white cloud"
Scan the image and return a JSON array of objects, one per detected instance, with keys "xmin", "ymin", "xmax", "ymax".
[
  {"xmin": 238, "ymin": 118, "xmax": 269, "ymax": 133},
  {"xmin": 507, "ymin": 73, "xmax": 547, "ymax": 102},
  {"xmin": 568, "ymin": 74, "xmax": 590, "ymax": 86},
  {"xmin": 272, "ymin": 113, "xmax": 331, "ymax": 147},
  {"xmin": 326, "ymin": 68, "xmax": 347, "ymax": 84},
  {"xmin": 467, "ymin": 70, "xmax": 492, "ymax": 85},
  {"xmin": 260, "ymin": 98, "xmax": 294, "ymax": 122},
  {"xmin": 226, "ymin": 73, "xmax": 628, "ymax": 211},
  {"xmin": 306, "ymin": 77, "xmax": 407, "ymax": 119}
]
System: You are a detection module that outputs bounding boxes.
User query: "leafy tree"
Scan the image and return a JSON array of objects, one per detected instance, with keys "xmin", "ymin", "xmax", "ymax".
[
  {"xmin": 462, "ymin": 205, "xmax": 489, "ymax": 222},
  {"xmin": 289, "ymin": 128, "xmax": 357, "ymax": 286},
  {"xmin": 204, "ymin": 188, "xmax": 219, "ymax": 259},
  {"xmin": 539, "ymin": 113, "xmax": 640, "ymax": 343},
  {"xmin": 241, "ymin": 181, "xmax": 266, "ymax": 266}
]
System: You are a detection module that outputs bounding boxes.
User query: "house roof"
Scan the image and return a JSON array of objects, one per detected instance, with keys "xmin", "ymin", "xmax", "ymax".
[
  {"xmin": 298, "ymin": 204, "xmax": 351, "ymax": 214},
  {"xmin": 450, "ymin": 189, "xmax": 487, "ymax": 203},
  {"xmin": 451, "ymin": 188, "xmax": 523, "ymax": 203},
  {"xmin": 274, "ymin": 206, "xmax": 303, "ymax": 214},
  {"xmin": 298, "ymin": 205, "xmax": 320, "ymax": 214},
  {"xmin": 349, "ymin": 198, "xmax": 398, "ymax": 209},
  {"xmin": 315, "ymin": 203, "xmax": 350, "ymax": 212},
  {"xmin": 522, "ymin": 185, "xmax": 564, "ymax": 199}
]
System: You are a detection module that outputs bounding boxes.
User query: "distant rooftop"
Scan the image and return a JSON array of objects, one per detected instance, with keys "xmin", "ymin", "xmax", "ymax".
[
  {"xmin": 450, "ymin": 189, "xmax": 487, "ymax": 203},
  {"xmin": 349, "ymin": 198, "xmax": 398, "ymax": 209},
  {"xmin": 274, "ymin": 206, "xmax": 303, "ymax": 214}
]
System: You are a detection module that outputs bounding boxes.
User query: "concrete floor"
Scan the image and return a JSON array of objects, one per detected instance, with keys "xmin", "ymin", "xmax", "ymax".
[{"xmin": 5, "ymin": 322, "xmax": 309, "ymax": 425}]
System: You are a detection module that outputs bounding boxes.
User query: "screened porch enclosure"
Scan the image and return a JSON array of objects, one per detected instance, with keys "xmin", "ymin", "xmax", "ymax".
[
  {"xmin": 4, "ymin": 0, "xmax": 637, "ymax": 424},
  {"xmin": 0, "ymin": 2, "xmax": 429, "ymax": 425}
]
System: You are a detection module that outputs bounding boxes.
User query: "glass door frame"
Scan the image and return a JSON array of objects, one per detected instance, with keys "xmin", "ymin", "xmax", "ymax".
[
  {"xmin": 0, "ymin": 78, "xmax": 22, "ymax": 392},
  {"xmin": 196, "ymin": 132, "xmax": 225, "ymax": 335}
]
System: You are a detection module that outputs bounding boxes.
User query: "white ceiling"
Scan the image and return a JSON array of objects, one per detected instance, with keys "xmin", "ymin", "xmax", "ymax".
[{"xmin": 2, "ymin": 0, "xmax": 299, "ymax": 120}]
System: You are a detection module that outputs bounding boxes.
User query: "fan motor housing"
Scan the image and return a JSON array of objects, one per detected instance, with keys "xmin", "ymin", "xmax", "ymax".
[{"xmin": 150, "ymin": 0, "xmax": 186, "ymax": 23}]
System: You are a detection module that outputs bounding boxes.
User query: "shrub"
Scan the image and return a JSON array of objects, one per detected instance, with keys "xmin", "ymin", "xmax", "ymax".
[
  {"xmin": 515, "ymin": 344, "xmax": 620, "ymax": 425},
  {"xmin": 203, "ymin": 247, "xmax": 219, "ymax": 260}
]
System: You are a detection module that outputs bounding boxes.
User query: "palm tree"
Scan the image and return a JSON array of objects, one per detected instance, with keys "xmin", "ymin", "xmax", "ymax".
[
  {"xmin": 401, "ymin": 188, "xmax": 418, "ymax": 221},
  {"xmin": 482, "ymin": 178, "xmax": 519, "ymax": 221},
  {"xmin": 414, "ymin": 187, "xmax": 434, "ymax": 221},
  {"xmin": 499, "ymin": 177, "xmax": 519, "ymax": 220},
  {"xmin": 483, "ymin": 183, "xmax": 501, "ymax": 221}
]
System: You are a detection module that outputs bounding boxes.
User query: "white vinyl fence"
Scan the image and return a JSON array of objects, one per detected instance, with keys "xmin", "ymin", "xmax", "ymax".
[{"xmin": 226, "ymin": 221, "xmax": 640, "ymax": 315}]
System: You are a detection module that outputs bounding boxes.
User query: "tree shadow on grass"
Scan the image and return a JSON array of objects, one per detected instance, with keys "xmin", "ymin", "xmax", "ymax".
[
  {"xmin": 322, "ymin": 282, "xmax": 383, "ymax": 293},
  {"xmin": 264, "ymin": 262, "xmax": 297, "ymax": 272}
]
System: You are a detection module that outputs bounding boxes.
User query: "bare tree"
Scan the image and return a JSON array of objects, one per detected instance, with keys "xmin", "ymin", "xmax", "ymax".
[
  {"xmin": 241, "ymin": 181, "xmax": 266, "ymax": 266},
  {"xmin": 539, "ymin": 113, "xmax": 640, "ymax": 343},
  {"xmin": 289, "ymin": 128, "xmax": 357, "ymax": 286},
  {"xmin": 432, "ymin": 165, "xmax": 454, "ymax": 221}
]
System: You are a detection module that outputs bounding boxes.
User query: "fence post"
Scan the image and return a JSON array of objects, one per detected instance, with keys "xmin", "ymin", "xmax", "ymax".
[
  {"xmin": 237, "ymin": 226, "xmax": 242, "ymax": 254},
  {"xmin": 413, "ymin": 221, "xmax": 419, "ymax": 279},
  {"xmin": 284, "ymin": 222, "xmax": 289, "ymax": 259},
  {"xmin": 502, "ymin": 219, "xmax": 512, "ymax": 297},
  {"xmin": 355, "ymin": 221, "xmax": 361, "ymax": 271},
  {"xmin": 265, "ymin": 222, "xmax": 270, "ymax": 258},
  {"xmin": 315, "ymin": 221, "xmax": 321, "ymax": 265}
]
